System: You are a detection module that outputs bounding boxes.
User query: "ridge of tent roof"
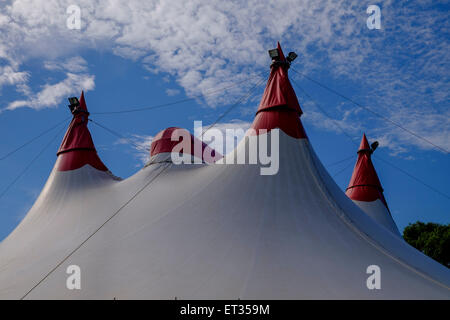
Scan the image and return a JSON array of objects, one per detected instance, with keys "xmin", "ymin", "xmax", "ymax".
[{"xmin": 56, "ymin": 91, "xmax": 108, "ymax": 172}]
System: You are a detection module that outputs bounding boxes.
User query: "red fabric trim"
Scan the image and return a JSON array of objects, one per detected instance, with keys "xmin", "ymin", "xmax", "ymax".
[
  {"xmin": 346, "ymin": 134, "xmax": 387, "ymax": 208},
  {"xmin": 58, "ymin": 115, "xmax": 95, "ymax": 153},
  {"xmin": 256, "ymin": 63, "xmax": 302, "ymax": 115},
  {"xmin": 250, "ymin": 43, "xmax": 306, "ymax": 139},
  {"xmin": 56, "ymin": 91, "xmax": 108, "ymax": 172},
  {"xmin": 250, "ymin": 109, "xmax": 307, "ymax": 139},
  {"xmin": 346, "ymin": 185, "xmax": 383, "ymax": 202},
  {"xmin": 150, "ymin": 127, "xmax": 221, "ymax": 163},
  {"xmin": 56, "ymin": 150, "xmax": 108, "ymax": 171}
]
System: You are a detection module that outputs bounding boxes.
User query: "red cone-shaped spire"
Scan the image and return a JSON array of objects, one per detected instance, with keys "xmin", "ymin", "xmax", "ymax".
[
  {"xmin": 346, "ymin": 134, "xmax": 388, "ymax": 208},
  {"xmin": 250, "ymin": 42, "xmax": 307, "ymax": 139},
  {"xmin": 276, "ymin": 41, "xmax": 286, "ymax": 61},
  {"xmin": 150, "ymin": 127, "xmax": 221, "ymax": 163},
  {"xmin": 56, "ymin": 91, "xmax": 108, "ymax": 171},
  {"xmin": 358, "ymin": 133, "xmax": 371, "ymax": 152},
  {"xmin": 78, "ymin": 90, "xmax": 88, "ymax": 112}
]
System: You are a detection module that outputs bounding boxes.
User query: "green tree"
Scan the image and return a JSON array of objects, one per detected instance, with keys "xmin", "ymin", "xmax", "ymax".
[{"xmin": 403, "ymin": 222, "xmax": 450, "ymax": 268}]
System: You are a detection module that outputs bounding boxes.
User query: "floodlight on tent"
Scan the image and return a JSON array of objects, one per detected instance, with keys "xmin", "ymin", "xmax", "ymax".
[
  {"xmin": 68, "ymin": 97, "xmax": 80, "ymax": 114},
  {"xmin": 268, "ymin": 48, "xmax": 279, "ymax": 60},
  {"xmin": 371, "ymin": 141, "xmax": 379, "ymax": 153},
  {"xmin": 286, "ymin": 51, "xmax": 298, "ymax": 63}
]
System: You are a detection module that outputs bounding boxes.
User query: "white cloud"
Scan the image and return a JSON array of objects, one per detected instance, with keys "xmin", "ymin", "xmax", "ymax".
[
  {"xmin": 0, "ymin": 0, "xmax": 448, "ymax": 155},
  {"xmin": 0, "ymin": 66, "xmax": 29, "ymax": 88},
  {"xmin": 115, "ymin": 134, "xmax": 153, "ymax": 165},
  {"xmin": 44, "ymin": 56, "xmax": 89, "ymax": 73},
  {"xmin": 6, "ymin": 72, "xmax": 95, "ymax": 111},
  {"xmin": 165, "ymin": 88, "xmax": 180, "ymax": 97},
  {"xmin": 3, "ymin": 53, "xmax": 94, "ymax": 111}
]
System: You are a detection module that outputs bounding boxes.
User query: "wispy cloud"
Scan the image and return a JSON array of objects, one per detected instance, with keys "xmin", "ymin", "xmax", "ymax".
[
  {"xmin": 43, "ymin": 56, "xmax": 89, "ymax": 73},
  {"xmin": 115, "ymin": 134, "xmax": 153, "ymax": 165},
  {"xmin": 0, "ymin": 66, "xmax": 29, "ymax": 88},
  {"xmin": 5, "ymin": 72, "xmax": 95, "ymax": 111},
  {"xmin": 3, "ymin": 54, "xmax": 94, "ymax": 111},
  {"xmin": 165, "ymin": 88, "xmax": 180, "ymax": 97}
]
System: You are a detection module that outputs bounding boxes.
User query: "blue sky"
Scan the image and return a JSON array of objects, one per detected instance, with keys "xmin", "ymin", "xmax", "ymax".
[{"xmin": 0, "ymin": 0, "xmax": 449, "ymax": 240}]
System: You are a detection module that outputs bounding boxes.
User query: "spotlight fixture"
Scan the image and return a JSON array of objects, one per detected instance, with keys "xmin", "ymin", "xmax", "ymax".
[
  {"xmin": 68, "ymin": 97, "xmax": 80, "ymax": 114},
  {"xmin": 287, "ymin": 51, "xmax": 298, "ymax": 63},
  {"xmin": 268, "ymin": 48, "xmax": 279, "ymax": 60},
  {"xmin": 371, "ymin": 141, "xmax": 379, "ymax": 153}
]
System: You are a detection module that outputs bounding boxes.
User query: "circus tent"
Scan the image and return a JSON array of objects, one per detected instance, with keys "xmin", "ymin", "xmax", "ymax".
[{"xmin": 0, "ymin": 43, "xmax": 448, "ymax": 299}]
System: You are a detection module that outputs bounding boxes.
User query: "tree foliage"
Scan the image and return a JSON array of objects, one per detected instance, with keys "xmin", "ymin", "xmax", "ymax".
[{"xmin": 403, "ymin": 222, "xmax": 450, "ymax": 268}]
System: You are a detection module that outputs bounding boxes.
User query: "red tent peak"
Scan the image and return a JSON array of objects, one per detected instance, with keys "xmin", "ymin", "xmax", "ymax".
[
  {"xmin": 346, "ymin": 134, "xmax": 388, "ymax": 207},
  {"xmin": 56, "ymin": 92, "xmax": 108, "ymax": 171},
  {"xmin": 150, "ymin": 127, "xmax": 221, "ymax": 163},
  {"xmin": 256, "ymin": 42, "xmax": 302, "ymax": 115},
  {"xmin": 358, "ymin": 133, "xmax": 371, "ymax": 153},
  {"xmin": 78, "ymin": 90, "xmax": 88, "ymax": 112},
  {"xmin": 152, "ymin": 127, "xmax": 182, "ymax": 141},
  {"xmin": 277, "ymin": 41, "xmax": 286, "ymax": 61},
  {"xmin": 250, "ymin": 43, "xmax": 306, "ymax": 139}
]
